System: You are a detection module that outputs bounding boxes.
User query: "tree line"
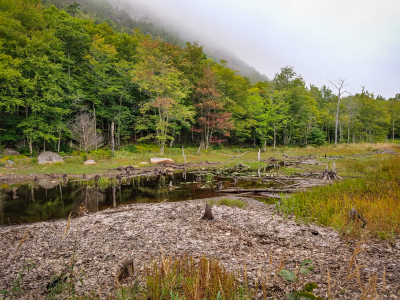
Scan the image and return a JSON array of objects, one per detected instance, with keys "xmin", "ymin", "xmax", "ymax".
[{"xmin": 1, "ymin": 0, "xmax": 399, "ymax": 155}]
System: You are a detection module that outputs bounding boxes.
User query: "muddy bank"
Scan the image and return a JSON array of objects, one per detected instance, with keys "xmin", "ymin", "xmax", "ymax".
[
  {"xmin": 0, "ymin": 162, "xmax": 218, "ymax": 185},
  {"xmin": 1, "ymin": 197, "xmax": 399, "ymax": 299}
]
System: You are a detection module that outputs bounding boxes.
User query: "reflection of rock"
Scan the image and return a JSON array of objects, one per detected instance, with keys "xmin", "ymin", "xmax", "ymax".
[
  {"xmin": 150, "ymin": 157, "xmax": 175, "ymax": 164},
  {"xmin": 4, "ymin": 148, "xmax": 20, "ymax": 156},
  {"xmin": 84, "ymin": 160, "xmax": 96, "ymax": 165},
  {"xmin": 38, "ymin": 179, "xmax": 60, "ymax": 189},
  {"xmin": 38, "ymin": 152, "xmax": 64, "ymax": 164},
  {"xmin": 164, "ymin": 167, "xmax": 174, "ymax": 174}
]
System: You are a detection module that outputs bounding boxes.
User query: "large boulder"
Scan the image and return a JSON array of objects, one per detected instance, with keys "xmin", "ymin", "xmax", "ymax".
[
  {"xmin": 150, "ymin": 157, "xmax": 175, "ymax": 165},
  {"xmin": 38, "ymin": 152, "xmax": 64, "ymax": 164},
  {"xmin": 84, "ymin": 160, "xmax": 96, "ymax": 165},
  {"xmin": 4, "ymin": 148, "xmax": 20, "ymax": 156}
]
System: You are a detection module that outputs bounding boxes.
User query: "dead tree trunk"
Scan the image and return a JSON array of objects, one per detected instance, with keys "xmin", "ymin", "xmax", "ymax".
[
  {"xmin": 328, "ymin": 78, "xmax": 350, "ymax": 146},
  {"xmin": 202, "ymin": 203, "xmax": 214, "ymax": 220},
  {"xmin": 111, "ymin": 121, "xmax": 115, "ymax": 156}
]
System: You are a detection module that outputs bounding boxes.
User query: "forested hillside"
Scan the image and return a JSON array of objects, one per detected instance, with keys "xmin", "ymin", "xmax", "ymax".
[{"xmin": 1, "ymin": 0, "xmax": 399, "ymax": 155}]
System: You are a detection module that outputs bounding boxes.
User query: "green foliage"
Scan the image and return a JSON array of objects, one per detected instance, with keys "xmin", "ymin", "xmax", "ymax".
[
  {"xmin": 0, "ymin": 0, "xmax": 398, "ymax": 157},
  {"xmin": 88, "ymin": 149, "xmax": 113, "ymax": 160},
  {"xmin": 209, "ymin": 198, "xmax": 247, "ymax": 208},
  {"xmin": 134, "ymin": 144, "xmax": 160, "ymax": 153},
  {"xmin": 307, "ymin": 127, "xmax": 326, "ymax": 146},
  {"xmin": 122, "ymin": 144, "xmax": 137, "ymax": 153},
  {"xmin": 279, "ymin": 259, "xmax": 323, "ymax": 300}
]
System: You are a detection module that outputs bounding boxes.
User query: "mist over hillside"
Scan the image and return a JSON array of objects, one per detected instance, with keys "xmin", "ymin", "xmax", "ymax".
[
  {"xmin": 108, "ymin": 0, "xmax": 269, "ymax": 82},
  {"xmin": 44, "ymin": 0, "xmax": 269, "ymax": 83}
]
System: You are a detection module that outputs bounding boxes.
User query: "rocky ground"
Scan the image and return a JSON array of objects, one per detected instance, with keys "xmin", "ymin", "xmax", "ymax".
[{"xmin": 1, "ymin": 197, "xmax": 399, "ymax": 299}]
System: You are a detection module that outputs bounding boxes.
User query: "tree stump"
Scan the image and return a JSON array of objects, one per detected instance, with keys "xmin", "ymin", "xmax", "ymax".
[
  {"xmin": 202, "ymin": 203, "xmax": 214, "ymax": 220},
  {"xmin": 321, "ymin": 162, "xmax": 342, "ymax": 180},
  {"xmin": 348, "ymin": 207, "xmax": 366, "ymax": 228}
]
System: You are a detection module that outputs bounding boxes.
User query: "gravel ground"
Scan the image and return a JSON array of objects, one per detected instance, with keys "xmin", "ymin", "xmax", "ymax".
[{"xmin": 1, "ymin": 196, "xmax": 399, "ymax": 299}]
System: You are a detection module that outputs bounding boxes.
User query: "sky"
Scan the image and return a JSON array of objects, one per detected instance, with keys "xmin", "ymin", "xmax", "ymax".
[{"xmin": 116, "ymin": 0, "xmax": 400, "ymax": 98}]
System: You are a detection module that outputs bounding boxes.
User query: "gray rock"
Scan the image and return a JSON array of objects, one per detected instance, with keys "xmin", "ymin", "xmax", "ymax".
[
  {"xmin": 84, "ymin": 160, "xmax": 96, "ymax": 165},
  {"xmin": 6, "ymin": 160, "xmax": 16, "ymax": 165},
  {"xmin": 38, "ymin": 152, "xmax": 64, "ymax": 164},
  {"xmin": 4, "ymin": 148, "xmax": 20, "ymax": 156}
]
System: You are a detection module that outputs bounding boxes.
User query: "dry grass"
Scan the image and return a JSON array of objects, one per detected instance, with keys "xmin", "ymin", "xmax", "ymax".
[{"xmin": 277, "ymin": 154, "xmax": 400, "ymax": 240}]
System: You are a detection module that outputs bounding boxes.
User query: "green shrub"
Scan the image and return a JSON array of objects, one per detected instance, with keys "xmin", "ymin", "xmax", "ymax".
[
  {"xmin": 16, "ymin": 147, "xmax": 30, "ymax": 156},
  {"xmin": 307, "ymin": 127, "xmax": 326, "ymax": 146},
  {"xmin": 72, "ymin": 150, "xmax": 87, "ymax": 161},
  {"xmin": 88, "ymin": 149, "xmax": 113, "ymax": 160},
  {"xmin": 122, "ymin": 144, "xmax": 137, "ymax": 153},
  {"xmin": 134, "ymin": 143, "xmax": 159, "ymax": 153}
]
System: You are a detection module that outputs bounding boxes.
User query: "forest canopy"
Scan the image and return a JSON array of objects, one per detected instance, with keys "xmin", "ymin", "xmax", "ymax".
[{"xmin": 1, "ymin": 0, "xmax": 399, "ymax": 155}]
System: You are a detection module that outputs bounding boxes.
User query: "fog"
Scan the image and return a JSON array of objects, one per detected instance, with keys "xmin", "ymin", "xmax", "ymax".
[{"xmin": 112, "ymin": 0, "xmax": 400, "ymax": 98}]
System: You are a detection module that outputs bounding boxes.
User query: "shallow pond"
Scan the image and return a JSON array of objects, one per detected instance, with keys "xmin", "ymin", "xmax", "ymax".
[{"xmin": 0, "ymin": 170, "xmax": 280, "ymax": 225}]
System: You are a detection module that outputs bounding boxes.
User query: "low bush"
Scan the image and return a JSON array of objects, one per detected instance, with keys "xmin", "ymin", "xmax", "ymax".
[
  {"xmin": 134, "ymin": 143, "xmax": 159, "ymax": 153},
  {"xmin": 88, "ymin": 149, "xmax": 113, "ymax": 160},
  {"xmin": 122, "ymin": 144, "xmax": 137, "ymax": 153}
]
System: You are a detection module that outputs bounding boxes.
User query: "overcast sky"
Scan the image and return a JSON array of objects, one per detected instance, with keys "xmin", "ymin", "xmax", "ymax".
[{"xmin": 118, "ymin": 0, "xmax": 400, "ymax": 98}]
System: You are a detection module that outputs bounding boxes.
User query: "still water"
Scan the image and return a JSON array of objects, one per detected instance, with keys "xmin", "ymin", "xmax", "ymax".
[{"xmin": 0, "ymin": 171, "xmax": 278, "ymax": 226}]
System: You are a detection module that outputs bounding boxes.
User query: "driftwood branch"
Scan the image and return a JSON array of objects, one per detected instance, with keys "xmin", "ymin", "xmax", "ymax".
[{"xmin": 218, "ymin": 188, "xmax": 297, "ymax": 194}]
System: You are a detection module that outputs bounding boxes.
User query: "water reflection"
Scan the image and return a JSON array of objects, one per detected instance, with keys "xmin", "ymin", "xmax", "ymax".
[
  {"xmin": 1, "ymin": 170, "xmax": 282, "ymax": 225},
  {"xmin": 1, "ymin": 172, "xmax": 219, "ymax": 225}
]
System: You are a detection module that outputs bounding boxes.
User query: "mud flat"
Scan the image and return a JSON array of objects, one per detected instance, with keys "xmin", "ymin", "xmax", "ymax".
[{"xmin": 1, "ymin": 196, "xmax": 399, "ymax": 299}]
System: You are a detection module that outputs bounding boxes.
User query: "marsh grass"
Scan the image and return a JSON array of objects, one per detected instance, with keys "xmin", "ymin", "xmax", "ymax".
[
  {"xmin": 277, "ymin": 155, "xmax": 400, "ymax": 239},
  {"xmin": 208, "ymin": 198, "xmax": 247, "ymax": 208}
]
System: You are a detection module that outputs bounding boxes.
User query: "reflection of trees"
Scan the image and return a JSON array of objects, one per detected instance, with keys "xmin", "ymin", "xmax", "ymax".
[
  {"xmin": 71, "ymin": 186, "xmax": 106, "ymax": 213},
  {"xmin": 0, "ymin": 191, "xmax": 6, "ymax": 225},
  {"xmin": 135, "ymin": 186, "xmax": 169, "ymax": 202}
]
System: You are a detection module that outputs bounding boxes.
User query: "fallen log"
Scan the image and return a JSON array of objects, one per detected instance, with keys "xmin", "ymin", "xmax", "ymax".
[{"xmin": 218, "ymin": 188, "xmax": 298, "ymax": 194}]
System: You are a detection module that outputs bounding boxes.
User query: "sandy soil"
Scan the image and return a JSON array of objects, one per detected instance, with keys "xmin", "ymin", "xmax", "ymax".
[{"xmin": 1, "ymin": 197, "xmax": 399, "ymax": 299}]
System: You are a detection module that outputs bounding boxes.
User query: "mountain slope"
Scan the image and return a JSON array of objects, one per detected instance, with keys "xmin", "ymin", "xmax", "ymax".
[{"xmin": 42, "ymin": 0, "xmax": 269, "ymax": 82}]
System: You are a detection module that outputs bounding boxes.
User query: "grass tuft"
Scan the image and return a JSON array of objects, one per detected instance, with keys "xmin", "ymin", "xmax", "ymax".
[{"xmin": 209, "ymin": 198, "xmax": 247, "ymax": 209}]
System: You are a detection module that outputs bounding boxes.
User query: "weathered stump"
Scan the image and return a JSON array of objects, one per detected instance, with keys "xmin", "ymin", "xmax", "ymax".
[
  {"xmin": 202, "ymin": 203, "xmax": 214, "ymax": 220},
  {"xmin": 348, "ymin": 207, "xmax": 366, "ymax": 228},
  {"xmin": 321, "ymin": 162, "xmax": 342, "ymax": 180},
  {"xmin": 118, "ymin": 258, "xmax": 134, "ymax": 281}
]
